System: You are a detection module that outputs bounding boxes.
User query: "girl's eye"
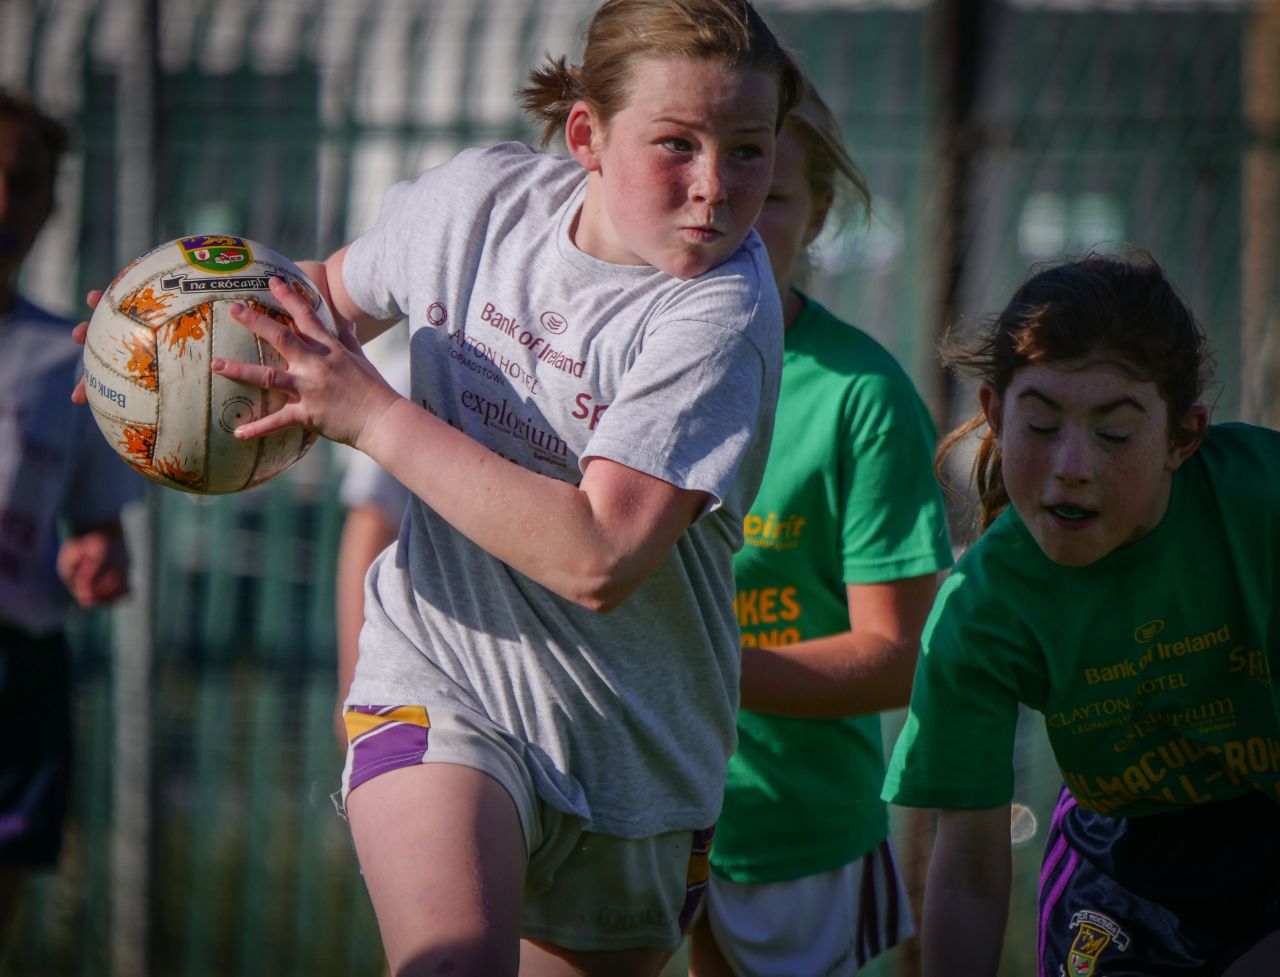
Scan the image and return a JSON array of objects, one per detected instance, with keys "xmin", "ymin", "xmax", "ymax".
[
  {"xmin": 1097, "ymin": 432, "xmax": 1131, "ymax": 445},
  {"xmin": 731, "ymin": 144, "xmax": 765, "ymax": 161},
  {"xmin": 1027, "ymin": 423, "xmax": 1058, "ymax": 436},
  {"xmin": 661, "ymin": 137, "xmax": 693, "ymax": 153}
]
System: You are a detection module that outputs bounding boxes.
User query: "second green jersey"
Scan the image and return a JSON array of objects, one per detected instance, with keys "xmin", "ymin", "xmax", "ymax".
[{"xmin": 713, "ymin": 298, "xmax": 953, "ymax": 883}]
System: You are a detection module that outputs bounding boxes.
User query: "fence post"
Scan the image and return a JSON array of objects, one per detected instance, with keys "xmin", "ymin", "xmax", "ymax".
[
  {"xmin": 932, "ymin": 0, "xmax": 989, "ymax": 429},
  {"xmin": 1242, "ymin": 0, "xmax": 1280, "ymax": 426},
  {"xmin": 111, "ymin": 0, "xmax": 160, "ymax": 973}
]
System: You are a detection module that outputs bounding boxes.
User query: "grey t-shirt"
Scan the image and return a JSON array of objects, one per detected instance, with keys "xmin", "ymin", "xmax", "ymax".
[
  {"xmin": 339, "ymin": 357, "xmax": 411, "ymax": 528},
  {"xmin": 343, "ymin": 143, "xmax": 782, "ymax": 837}
]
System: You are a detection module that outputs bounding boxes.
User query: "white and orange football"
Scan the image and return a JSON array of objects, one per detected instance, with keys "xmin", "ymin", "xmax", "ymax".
[{"xmin": 82, "ymin": 234, "xmax": 336, "ymax": 494}]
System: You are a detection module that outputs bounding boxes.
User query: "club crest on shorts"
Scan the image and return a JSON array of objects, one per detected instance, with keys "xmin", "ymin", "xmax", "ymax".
[
  {"xmin": 1064, "ymin": 910, "xmax": 1129, "ymax": 977},
  {"xmin": 178, "ymin": 235, "xmax": 254, "ymax": 274}
]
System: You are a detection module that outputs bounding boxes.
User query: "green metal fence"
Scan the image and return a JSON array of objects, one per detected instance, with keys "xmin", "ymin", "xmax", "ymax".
[{"xmin": 1, "ymin": 0, "xmax": 1273, "ymax": 974}]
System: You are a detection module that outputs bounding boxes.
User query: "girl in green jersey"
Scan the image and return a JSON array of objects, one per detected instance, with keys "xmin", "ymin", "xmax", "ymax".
[
  {"xmin": 883, "ymin": 252, "xmax": 1280, "ymax": 976},
  {"xmin": 689, "ymin": 81, "xmax": 953, "ymax": 977}
]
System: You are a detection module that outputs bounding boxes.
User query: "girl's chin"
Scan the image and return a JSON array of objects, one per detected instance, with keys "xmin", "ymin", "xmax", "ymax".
[{"xmin": 1030, "ymin": 527, "xmax": 1108, "ymax": 567}]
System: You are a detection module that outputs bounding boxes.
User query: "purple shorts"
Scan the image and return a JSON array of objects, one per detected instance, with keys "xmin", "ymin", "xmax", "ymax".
[
  {"xmin": 1039, "ymin": 784, "xmax": 1280, "ymax": 976},
  {"xmin": 338, "ymin": 702, "xmax": 713, "ymax": 951}
]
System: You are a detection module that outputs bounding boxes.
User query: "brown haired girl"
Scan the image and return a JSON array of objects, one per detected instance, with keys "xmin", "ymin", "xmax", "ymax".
[
  {"xmin": 883, "ymin": 251, "xmax": 1280, "ymax": 976},
  {"xmin": 182, "ymin": 1, "xmax": 804, "ymax": 975}
]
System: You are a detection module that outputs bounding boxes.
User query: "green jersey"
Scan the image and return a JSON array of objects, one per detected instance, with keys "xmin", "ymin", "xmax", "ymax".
[
  {"xmin": 713, "ymin": 298, "xmax": 953, "ymax": 883},
  {"xmin": 883, "ymin": 423, "xmax": 1280, "ymax": 818}
]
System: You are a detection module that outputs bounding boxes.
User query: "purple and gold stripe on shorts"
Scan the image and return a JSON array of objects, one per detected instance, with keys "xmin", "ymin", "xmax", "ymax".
[
  {"xmin": 344, "ymin": 705, "xmax": 431, "ymax": 794},
  {"xmin": 1037, "ymin": 786, "xmax": 1080, "ymax": 977},
  {"xmin": 678, "ymin": 825, "xmax": 716, "ymax": 932}
]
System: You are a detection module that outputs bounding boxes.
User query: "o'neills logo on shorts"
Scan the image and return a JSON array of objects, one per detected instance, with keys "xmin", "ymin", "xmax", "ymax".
[{"xmin": 1064, "ymin": 910, "xmax": 1129, "ymax": 977}]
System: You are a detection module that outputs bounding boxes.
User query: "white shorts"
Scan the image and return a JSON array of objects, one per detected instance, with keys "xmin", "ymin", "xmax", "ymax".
[
  {"xmin": 704, "ymin": 838, "xmax": 915, "ymax": 977},
  {"xmin": 339, "ymin": 703, "xmax": 712, "ymax": 952}
]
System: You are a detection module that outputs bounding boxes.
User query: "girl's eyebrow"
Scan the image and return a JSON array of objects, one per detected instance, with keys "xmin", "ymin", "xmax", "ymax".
[
  {"xmin": 650, "ymin": 114, "xmax": 774, "ymax": 134},
  {"xmin": 1017, "ymin": 388, "xmax": 1148, "ymax": 415}
]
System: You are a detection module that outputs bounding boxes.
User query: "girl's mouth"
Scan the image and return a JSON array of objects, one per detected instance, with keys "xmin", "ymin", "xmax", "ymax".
[
  {"xmin": 681, "ymin": 225, "xmax": 723, "ymax": 243},
  {"xmin": 1048, "ymin": 503, "xmax": 1095, "ymax": 522}
]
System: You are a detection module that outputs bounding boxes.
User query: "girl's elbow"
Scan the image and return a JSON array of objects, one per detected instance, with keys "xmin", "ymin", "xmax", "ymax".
[
  {"xmin": 889, "ymin": 643, "xmax": 921, "ymax": 707},
  {"xmin": 888, "ymin": 669, "xmax": 917, "ymax": 710},
  {"xmin": 567, "ymin": 577, "xmax": 640, "ymax": 613},
  {"xmin": 560, "ymin": 559, "xmax": 645, "ymax": 613},
  {"xmin": 574, "ymin": 592, "xmax": 621, "ymax": 614}
]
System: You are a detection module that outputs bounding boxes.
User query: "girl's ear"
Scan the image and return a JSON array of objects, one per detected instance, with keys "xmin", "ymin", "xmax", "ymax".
[
  {"xmin": 565, "ymin": 100, "xmax": 603, "ymax": 173},
  {"xmin": 801, "ymin": 191, "xmax": 833, "ymax": 249},
  {"xmin": 1166, "ymin": 404, "xmax": 1209, "ymax": 471},
  {"xmin": 978, "ymin": 382, "xmax": 1003, "ymax": 438}
]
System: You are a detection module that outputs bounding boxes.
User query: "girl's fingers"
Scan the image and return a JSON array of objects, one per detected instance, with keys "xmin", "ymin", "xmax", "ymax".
[
  {"xmin": 229, "ymin": 297, "xmax": 305, "ymax": 356},
  {"xmin": 74, "ymin": 289, "xmax": 103, "ymax": 347},
  {"xmin": 268, "ymin": 275, "xmax": 335, "ymax": 342},
  {"xmin": 337, "ymin": 319, "xmax": 362, "ymax": 353},
  {"xmin": 230, "ymin": 405, "xmax": 306, "ymax": 441},
  {"xmin": 230, "ymin": 409, "xmax": 296, "ymax": 440},
  {"xmin": 72, "ymin": 289, "xmax": 104, "ymax": 401},
  {"xmin": 210, "ymin": 356, "xmax": 300, "ymax": 398}
]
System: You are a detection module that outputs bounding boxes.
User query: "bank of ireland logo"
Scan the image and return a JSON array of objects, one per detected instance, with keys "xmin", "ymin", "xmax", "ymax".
[
  {"xmin": 179, "ymin": 235, "xmax": 252, "ymax": 274},
  {"xmin": 1066, "ymin": 910, "xmax": 1129, "ymax": 977},
  {"xmin": 427, "ymin": 303, "xmax": 448, "ymax": 326},
  {"xmin": 1134, "ymin": 619, "xmax": 1164, "ymax": 644},
  {"xmin": 540, "ymin": 310, "xmax": 568, "ymax": 334}
]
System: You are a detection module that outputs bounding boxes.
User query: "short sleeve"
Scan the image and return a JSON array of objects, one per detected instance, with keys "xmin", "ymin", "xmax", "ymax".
[
  {"xmin": 840, "ymin": 392, "xmax": 952, "ymax": 584},
  {"xmin": 582, "ymin": 319, "xmax": 770, "ymax": 513},
  {"xmin": 882, "ymin": 573, "xmax": 1023, "ymax": 809},
  {"xmin": 342, "ymin": 177, "xmax": 425, "ymax": 323}
]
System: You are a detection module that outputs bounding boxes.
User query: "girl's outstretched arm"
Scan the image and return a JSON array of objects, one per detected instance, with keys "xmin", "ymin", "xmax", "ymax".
[
  {"xmin": 738, "ymin": 574, "xmax": 938, "ymax": 718},
  {"xmin": 922, "ymin": 805, "xmax": 1012, "ymax": 977},
  {"xmin": 347, "ymin": 395, "xmax": 704, "ymax": 611},
  {"xmin": 219, "ymin": 276, "xmax": 707, "ymax": 612}
]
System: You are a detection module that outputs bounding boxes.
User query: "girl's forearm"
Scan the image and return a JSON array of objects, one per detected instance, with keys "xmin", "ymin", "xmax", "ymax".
[
  {"xmin": 922, "ymin": 806, "xmax": 1012, "ymax": 977},
  {"xmin": 359, "ymin": 396, "xmax": 702, "ymax": 610},
  {"xmin": 738, "ymin": 630, "xmax": 915, "ymax": 718}
]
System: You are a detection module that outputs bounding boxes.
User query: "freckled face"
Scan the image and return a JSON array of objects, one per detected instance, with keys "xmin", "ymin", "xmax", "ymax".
[
  {"xmin": 572, "ymin": 57, "xmax": 778, "ymax": 280},
  {"xmin": 983, "ymin": 356, "xmax": 1195, "ymax": 567},
  {"xmin": 753, "ymin": 123, "xmax": 826, "ymax": 297}
]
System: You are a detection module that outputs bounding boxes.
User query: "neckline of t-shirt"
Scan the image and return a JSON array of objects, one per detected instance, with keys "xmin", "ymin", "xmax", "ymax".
[
  {"xmin": 554, "ymin": 181, "xmax": 666, "ymax": 283},
  {"xmin": 1006, "ymin": 458, "xmax": 1190, "ymax": 577}
]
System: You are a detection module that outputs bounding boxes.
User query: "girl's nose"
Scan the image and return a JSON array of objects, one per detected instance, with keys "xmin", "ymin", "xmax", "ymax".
[
  {"xmin": 1052, "ymin": 431, "xmax": 1093, "ymax": 483},
  {"xmin": 689, "ymin": 152, "xmax": 727, "ymax": 206}
]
